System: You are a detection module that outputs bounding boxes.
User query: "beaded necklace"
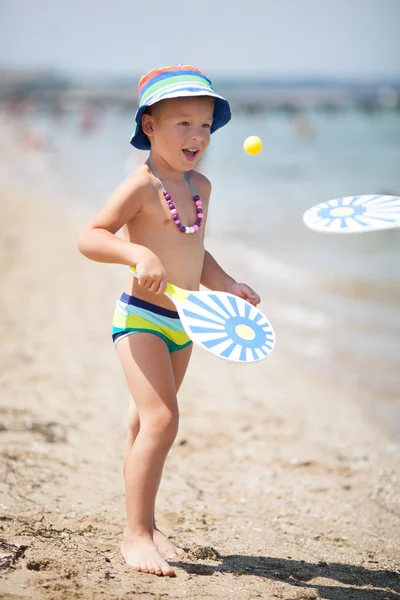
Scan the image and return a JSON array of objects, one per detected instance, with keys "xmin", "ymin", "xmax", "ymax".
[{"xmin": 147, "ymin": 158, "xmax": 203, "ymax": 234}]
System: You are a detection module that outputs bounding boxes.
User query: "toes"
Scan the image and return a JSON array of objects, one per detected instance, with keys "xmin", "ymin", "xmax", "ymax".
[
  {"xmin": 163, "ymin": 549, "xmax": 179, "ymax": 560},
  {"xmin": 158, "ymin": 544, "xmax": 186, "ymax": 560},
  {"xmin": 168, "ymin": 547, "xmax": 186, "ymax": 560},
  {"xmin": 161, "ymin": 560, "xmax": 175, "ymax": 577},
  {"xmin": 139, "ymin": 563, "xmax": 149, "ymax": 573}
]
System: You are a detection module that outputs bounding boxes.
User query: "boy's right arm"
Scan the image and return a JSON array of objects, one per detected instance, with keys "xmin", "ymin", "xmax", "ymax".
[
  {"xmin": 77, "ymin": 172, "xmax": 166, "ymax": 293},
  {"xmin": 77, "ymin": 172, "xmax": 146, "ymax": 265}
]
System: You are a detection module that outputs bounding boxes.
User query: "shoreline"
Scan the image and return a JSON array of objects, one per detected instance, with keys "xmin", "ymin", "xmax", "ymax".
[{"xmin": 0, "ymin": 171, "xmax": 399, "ymax": 597}]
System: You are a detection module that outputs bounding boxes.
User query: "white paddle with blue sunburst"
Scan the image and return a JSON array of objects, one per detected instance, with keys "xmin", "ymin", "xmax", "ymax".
[
  {"xmin": 303, "ymin": 194, "xmax": 400, "ymax": 233},
  {"xmin": 129, "ymin": 266, "xmax": 275, "ymax": 363}
]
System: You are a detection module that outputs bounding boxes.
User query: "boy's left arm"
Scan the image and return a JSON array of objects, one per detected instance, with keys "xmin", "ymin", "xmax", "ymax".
[{"xmin": 200, "ymin": 250, "xmax": 261, "ymax": 306}]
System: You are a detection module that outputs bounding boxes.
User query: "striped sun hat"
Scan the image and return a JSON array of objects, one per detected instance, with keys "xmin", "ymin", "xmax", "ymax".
[{"xmin": 130, "ymin": 65, "xmax": 231, "ymax": 150}]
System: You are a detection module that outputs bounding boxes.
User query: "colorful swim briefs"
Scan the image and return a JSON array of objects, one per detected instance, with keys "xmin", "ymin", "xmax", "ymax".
[{"xmin": 112, "ymin": 292, "xmax": 192, "ymax": 353}]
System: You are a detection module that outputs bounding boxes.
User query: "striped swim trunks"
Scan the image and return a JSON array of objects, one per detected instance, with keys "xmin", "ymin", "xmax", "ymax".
[{"xmin": 112, "ymin": 292, "xmax": 192, "ymax": 353}]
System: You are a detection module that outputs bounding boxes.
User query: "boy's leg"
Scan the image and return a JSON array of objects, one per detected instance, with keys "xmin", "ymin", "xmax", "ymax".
[
  {"xmin": 117, "ymin": 333, "xmax": 185, "ymax": 576},
  {"xmin": 122, "ymin": 343, "xmax": 192, "ymax": 560},
  {"xmin": 122, "ymin": 343, "xmax": 192, "ymax": 475},
  {"xmin": 122, "ymin": 401, "xmax": 140, "ymax": 476},
  {"xmin": 152, "ymin": 344, "xmax": 192, "ymax": 557}
]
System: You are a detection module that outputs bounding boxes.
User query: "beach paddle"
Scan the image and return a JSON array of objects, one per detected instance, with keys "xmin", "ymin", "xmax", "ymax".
[
  {"xmin": 303, "ymin": 194, "xmax": 400, "ymax": 234},
  {"xmin": 129, "ymin": 266, "xmax": 275, "ymax": 363}
]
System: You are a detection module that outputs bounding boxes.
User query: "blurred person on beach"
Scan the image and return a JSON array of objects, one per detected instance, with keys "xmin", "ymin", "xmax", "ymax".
[{"xmin": 77, "ymin": 65, "xmax": 260, "ymax": 577}]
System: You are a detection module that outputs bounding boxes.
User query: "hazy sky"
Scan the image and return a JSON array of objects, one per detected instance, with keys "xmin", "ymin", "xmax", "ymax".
[{"xmin": 1, "ymin": 0, "xmax": 399, "ymax": 79}]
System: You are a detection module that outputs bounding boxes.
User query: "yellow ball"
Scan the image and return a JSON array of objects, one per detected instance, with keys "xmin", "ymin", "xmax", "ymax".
[{"xmin": 243, "ymin": 135, "xmax": 263, "ymax": 155}]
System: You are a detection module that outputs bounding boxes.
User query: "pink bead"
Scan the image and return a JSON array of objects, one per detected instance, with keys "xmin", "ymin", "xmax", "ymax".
[
  {"xmin": 175, "ymin": 220, "xmax": 181, "ymax": 225},
  {"xmin": 171, "ymin": 209, "xmax": 178, "ymax": 215},
  {"xmin": 193, "ymin": 224, "xmax": 199, "ymax": 231},
  {"xmin": 195, "ymin": 200, "xmax": 202, "ymax": 207},
  {"xmin": 198, "ymin": 213, "xmax": 203, "ymax": 219}
]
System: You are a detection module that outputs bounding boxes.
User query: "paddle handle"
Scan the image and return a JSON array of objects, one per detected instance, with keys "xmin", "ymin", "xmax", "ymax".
[{"xmin": 128, "ymin": 266, "xmax": 188, "ymax": 304}]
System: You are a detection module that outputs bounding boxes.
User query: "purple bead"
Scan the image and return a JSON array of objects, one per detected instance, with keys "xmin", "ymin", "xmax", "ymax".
[
  {"xmin": 169, "ymin": 203, "xmax": 175, "ymax": 210},
  {"xmin": 173, "ymin": 214, "xmax": 179, "ymax": 220},
  {"xmin": 197, "ymin": 208, "xmax": 203, "ymax": 213},
  {"xmin": 193, "ymin": 195, "xmax": 200, "ymax": 201},
  {"xmin": 164, "ymin": 193, "xmax": 171, "ymax": 201},
  {"xmin": 179, "ymin": 225, "xmax": 185, "ymax": 232}
]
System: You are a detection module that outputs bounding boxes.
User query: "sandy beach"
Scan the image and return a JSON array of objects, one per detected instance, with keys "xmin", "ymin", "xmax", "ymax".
[{"xmin": 0, "ymin": 148, "xmax": 399, "ymax": 599}]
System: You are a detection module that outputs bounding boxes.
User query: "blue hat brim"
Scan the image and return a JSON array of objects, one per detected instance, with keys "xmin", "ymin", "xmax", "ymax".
[{"xmin": 130, "ymin": 94, "xmax": 231, "ymax": 151}]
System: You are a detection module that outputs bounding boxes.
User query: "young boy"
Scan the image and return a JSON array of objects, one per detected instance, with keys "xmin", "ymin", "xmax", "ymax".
[{"xmin": 77, "ymin": 65, "xmax": 260, "ymax": 577}]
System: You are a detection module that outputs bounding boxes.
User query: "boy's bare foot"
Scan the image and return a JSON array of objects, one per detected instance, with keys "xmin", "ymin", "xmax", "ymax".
[
  {"xmin": 121, "ymin": 533, "xmax": 175, "ymax": 576},
  {"xmin": 153, "ymin": 527, "xmax": 186, "ymax": 559}
]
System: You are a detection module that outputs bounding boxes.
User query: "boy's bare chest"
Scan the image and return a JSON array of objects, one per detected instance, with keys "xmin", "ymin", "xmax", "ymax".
[
  {"xmin": 126, "ymin": 194, "xmax": 204, "ymax": 255},
  {"xmin": 146, "ymin": 189, "xmax": 202, "ymax": 233}
]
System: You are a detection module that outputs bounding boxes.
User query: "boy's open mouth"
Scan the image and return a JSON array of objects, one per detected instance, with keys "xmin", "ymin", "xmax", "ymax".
[{"xmin": 182, "ymin": 148, "xmax": 199, "ymax": 161}]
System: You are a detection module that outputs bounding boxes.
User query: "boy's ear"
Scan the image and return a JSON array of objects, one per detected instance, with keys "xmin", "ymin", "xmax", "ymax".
[{"xmin": 141, "ymin": 114, "xmax": 154, "ymax": 137}]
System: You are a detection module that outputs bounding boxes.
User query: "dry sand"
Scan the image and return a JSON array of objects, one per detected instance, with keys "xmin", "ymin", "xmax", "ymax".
[{"xmin": 0, "ymin": 169, "xmax": 399, "ymax": 599}]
